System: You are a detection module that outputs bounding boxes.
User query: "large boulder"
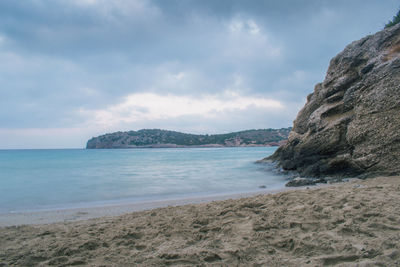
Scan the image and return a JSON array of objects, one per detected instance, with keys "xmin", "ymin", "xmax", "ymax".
[{"xmin": 269, "ymin": 24, "xmax": 400, "ymax": 178}]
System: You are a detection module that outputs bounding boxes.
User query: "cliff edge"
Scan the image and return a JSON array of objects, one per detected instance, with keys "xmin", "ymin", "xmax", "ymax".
[{"xmin": 268, "ymin": 24, "xmax": 400, "ymax": 178}]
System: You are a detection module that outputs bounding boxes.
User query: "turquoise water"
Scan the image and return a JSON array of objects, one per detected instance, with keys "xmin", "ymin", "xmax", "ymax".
[{"xmin": 0, "ymin": 147, "xmax": 284, "ymax": 213}]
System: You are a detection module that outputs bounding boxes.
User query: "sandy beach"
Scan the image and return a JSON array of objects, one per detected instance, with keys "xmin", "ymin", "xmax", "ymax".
[
  {"xmin": 1, "ymin": 176, "xmax": 399, "ymax": 266},
  {"xmin": 0, "ymin": 189, "xmax": 290, "ymax": 227}
]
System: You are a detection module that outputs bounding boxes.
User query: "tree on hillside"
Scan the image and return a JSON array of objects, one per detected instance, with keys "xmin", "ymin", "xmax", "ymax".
[{"xmin": 385, "ymin": 9, "xmax": 400, "ymax": 28}]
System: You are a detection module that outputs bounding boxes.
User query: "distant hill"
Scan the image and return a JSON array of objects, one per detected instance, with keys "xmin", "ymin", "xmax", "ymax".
[{"xmin": 86, "ymin": 128, "xmax": 291, "ymax": 149}]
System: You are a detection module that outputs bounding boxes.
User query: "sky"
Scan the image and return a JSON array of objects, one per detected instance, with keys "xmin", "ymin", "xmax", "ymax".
[{"xmin": 0, "ymin": 0, "xmax": 398, "ymax": 149}]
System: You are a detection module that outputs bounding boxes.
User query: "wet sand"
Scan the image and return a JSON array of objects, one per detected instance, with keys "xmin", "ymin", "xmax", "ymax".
[
  {"xmin": 0, "ymin": 189, "xmax": 291, "ymax": 227},
  {"xmin": 1, "ymin": 176, "xmax": 399, "ymax": 266}
]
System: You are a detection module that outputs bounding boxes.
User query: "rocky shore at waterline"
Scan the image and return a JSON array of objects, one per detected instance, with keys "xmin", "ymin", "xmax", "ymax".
[{"xmin": 267, "ymin": 24, "xmax": 400, "ymax": 179}]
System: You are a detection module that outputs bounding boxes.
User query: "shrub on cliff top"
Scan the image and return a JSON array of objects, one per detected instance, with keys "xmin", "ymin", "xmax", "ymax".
[{"xmin": 385, "ymin": 9, "xmax": 400, "ymax": 28}]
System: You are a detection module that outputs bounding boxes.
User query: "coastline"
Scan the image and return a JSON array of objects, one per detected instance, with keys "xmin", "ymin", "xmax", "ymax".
[
  {"xmin": 86, "ymin": 143, "xmax": 281, "ymax": 149},
  {"xmin": 1, "ymin": 176, "xmax": 399, "ymax": 266},
  {"xmin": 0, "ymin": 187, "xmax": 298, "ymax": 227}
]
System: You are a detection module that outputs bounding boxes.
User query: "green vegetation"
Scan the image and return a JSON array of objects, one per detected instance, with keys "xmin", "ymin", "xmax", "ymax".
[
  {"xmin": 87, "ymin": 128, "xmax": 292, "ymax": 149},
  {"xmin": 385, "ymin": 9, "xmax": 400, "ymax": 28}
]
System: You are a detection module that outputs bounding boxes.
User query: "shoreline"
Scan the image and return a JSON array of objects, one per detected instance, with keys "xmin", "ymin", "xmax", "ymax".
[
  {"xmin": 0, "ymin": 186, "xmax": 306, "ymax": 227},
  {"xmin": 86, "ymin": 144, "xmax": 281, "ymax": 149},
  {"xmin": 1, "ymin": 176, "xmax": 399, "ymax": 266}
]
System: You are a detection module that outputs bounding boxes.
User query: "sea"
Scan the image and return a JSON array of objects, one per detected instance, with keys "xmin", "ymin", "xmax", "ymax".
[{"xmin": 0, "ymin": 147, "xmax": 286, "ymax": 213}]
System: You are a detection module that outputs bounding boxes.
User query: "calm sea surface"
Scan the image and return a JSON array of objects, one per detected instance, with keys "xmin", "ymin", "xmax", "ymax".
[{"xmin": 0, "ymin": 147, "xmax": 285, "ymax": 213}]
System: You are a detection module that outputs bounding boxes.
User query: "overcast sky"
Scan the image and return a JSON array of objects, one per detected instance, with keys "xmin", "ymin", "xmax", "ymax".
[{"xmin": 0, "ymin": 0, "xmax": 398, "ymax": 148}]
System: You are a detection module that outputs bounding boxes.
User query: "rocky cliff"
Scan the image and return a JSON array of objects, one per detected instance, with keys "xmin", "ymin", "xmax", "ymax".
[
  {"xmin": 87, "ymin": 128, "xmax": 291, "ymax": 149},
  {"xmin": 268, "ymin": 24, "xmax": 400, "ymax": 178}
]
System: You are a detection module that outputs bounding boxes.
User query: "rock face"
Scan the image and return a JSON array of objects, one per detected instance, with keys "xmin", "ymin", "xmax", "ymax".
[{"xmin": 269, "ymin": 24, "xmax": 400, "ymax": 178}]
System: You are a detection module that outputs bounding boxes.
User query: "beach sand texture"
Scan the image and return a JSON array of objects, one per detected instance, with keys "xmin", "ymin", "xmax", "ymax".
[{"xmin": 1, "ymin": 176, "xmax": 399, "ymax": 266}]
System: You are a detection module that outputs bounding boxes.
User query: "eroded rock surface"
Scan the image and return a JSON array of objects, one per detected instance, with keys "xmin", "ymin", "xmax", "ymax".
[{"xmin": 269, "ymin": 24, "xmax": 400, "ymax": 178}]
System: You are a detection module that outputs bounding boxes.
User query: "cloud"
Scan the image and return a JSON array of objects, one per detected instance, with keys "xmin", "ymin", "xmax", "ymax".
[
  {"xmin": 229, "ymin": 19, "xmax": 260, "ymax": 34},
  {"xmin": 78, "ymin": 91, "xmax": 284, "ymax": 128},
  {"xmin": 68, "ymin": 0, "xmax": 161, "ymax": 22},
  {"xmin": 0, "ymin": 34, "xmax": 6, "ymax": 45},
  {"xmin": 224, "ymin": 17, "xmax": 282, "ymax": 61},
  {"xmin": 0, "ymin": 0, "xmax": 398, "ymax": 148},
  {"xmin": 0, "ymin": 128, "xmax": 88, "ymax": 149}
]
